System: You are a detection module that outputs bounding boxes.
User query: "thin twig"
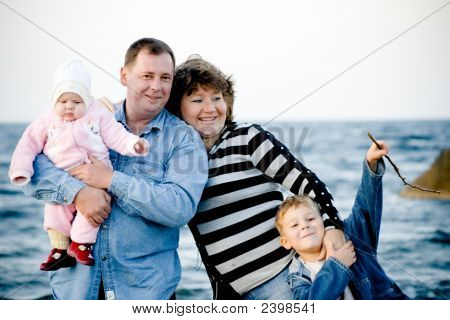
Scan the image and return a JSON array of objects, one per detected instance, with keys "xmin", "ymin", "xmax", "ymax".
[{"xmin": 368, "ymin": 133, "xmax": 441, "ymax": 194}]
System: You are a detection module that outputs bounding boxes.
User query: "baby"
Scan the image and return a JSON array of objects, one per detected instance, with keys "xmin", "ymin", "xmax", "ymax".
[
  {"xmin": 275, "ymin": 141, "xmax": 409, "ymax": 299},
  {"xmin": 9, "ymin": 59, "xmax": 149, "ymax": 271}
]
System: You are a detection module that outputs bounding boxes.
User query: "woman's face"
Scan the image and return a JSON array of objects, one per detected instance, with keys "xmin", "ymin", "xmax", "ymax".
[{"xmin": 180, "ymin": 85, "xmax": 227, "ymax": 139}]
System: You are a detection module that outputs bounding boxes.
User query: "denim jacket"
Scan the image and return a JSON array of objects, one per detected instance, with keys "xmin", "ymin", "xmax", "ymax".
[
  {"xmin": 287, "ymin": 159, "xmax": 409, "ymax": 300},
  {"xmin": 24, "ymin": 103, "xmax": 208, "ymax": 299}
]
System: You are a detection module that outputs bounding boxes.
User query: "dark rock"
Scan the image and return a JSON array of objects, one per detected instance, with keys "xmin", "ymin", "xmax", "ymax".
[{"xmin": 400, "ymin": 149, "xmax": 450, "ymax": 200}]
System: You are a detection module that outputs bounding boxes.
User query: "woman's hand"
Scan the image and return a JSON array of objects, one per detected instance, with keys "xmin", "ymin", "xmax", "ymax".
[
  {"xmin": 69, "ymin": 155, "xmax": 113, "ymax": 190},
  {"xmin": 320, "ymin": 228, "xmax": 346, "ymax": 259},
  {"xmin": 327, "ymin": 240, "xmax": 356, "ymax": 268}
]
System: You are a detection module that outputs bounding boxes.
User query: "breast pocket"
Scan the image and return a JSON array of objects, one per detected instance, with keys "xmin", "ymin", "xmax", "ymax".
[{"xmin": 133, "ymin": 159, "xmax": 166, "ymax": 182}]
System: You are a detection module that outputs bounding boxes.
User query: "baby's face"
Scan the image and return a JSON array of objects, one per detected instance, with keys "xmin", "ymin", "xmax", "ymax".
[
  {"xmin": 54, "ymin": 92, "xmax": 86, "ymax": 121},
  {"xmin": 279, "ymin": 205, "xmax": 325, "ymax": 255}
]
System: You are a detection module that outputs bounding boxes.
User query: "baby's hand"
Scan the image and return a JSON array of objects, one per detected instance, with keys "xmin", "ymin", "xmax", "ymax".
[
  {"xmin": 327, "ymin": 240, "xmax": 356, "ymax": 268},
  {"xmin": 366, "ymin": 140, "xmax": 389, "ymax": 172},
  {"xmin": 134, "ymin": 138, "xmax": 149, "ymax": 155}
]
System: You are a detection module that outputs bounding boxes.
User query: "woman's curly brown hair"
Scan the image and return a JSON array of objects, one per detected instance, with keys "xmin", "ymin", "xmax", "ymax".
[{"xmin": 167, "ymin": 55, "xmax": 234, "ymax": 122}]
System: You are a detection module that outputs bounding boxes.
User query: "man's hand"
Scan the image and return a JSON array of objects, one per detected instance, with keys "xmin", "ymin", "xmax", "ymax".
[
  {"xmin": 73, "ymin": 186, "xmax": 112, "ymax": 227},
  {"xmin": 70, "ymin": 155, "xmax": 113, "ymax": 190},
  {"xmin": 326, "ymin": 240, "xmax": 356, "ymax": 268}
]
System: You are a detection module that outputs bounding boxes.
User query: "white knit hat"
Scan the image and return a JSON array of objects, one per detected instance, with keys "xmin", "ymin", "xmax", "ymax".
[{"xmin": 52, "ymin": 58, "xmax": 92, "ymax": 107}]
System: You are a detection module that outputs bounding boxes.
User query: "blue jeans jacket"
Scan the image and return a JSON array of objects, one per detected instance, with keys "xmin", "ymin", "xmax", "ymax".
[
  {"xmin": 287, "ymin": 159, "xmax": 409, "ymax": 300},
  {"xmin": 24, "ymin": 104, "xmax": 208, "ymax": 299}
]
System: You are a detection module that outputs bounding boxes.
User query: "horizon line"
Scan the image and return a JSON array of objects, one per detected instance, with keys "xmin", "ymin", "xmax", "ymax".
[{"xmin": 1, "ymin": 118, "xmax": 449, "ymax": 125}]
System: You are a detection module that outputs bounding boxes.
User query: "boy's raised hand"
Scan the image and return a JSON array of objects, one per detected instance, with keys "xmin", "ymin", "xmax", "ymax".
[
  {"xmin": 366, "ymin": 140, "xmax": 389, "ymax": 172},
  {"xmin": 326, "ymin": 240, "xmax": 356, "ymax": 268}
]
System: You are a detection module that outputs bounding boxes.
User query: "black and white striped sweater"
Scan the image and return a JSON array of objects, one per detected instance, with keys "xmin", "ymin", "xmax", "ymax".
[{"xmin": 189, "ymin": 122, "xmax": 342, "ymax": 295}]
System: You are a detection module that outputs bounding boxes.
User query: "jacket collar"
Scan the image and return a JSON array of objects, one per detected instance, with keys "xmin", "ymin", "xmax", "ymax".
[
  {"xmin": 115, "ymin": 100, "xmax": 164, "ymax": 136},
  {"xmin": 288, "ymin": 254, "xmax": 312, "ymax": 280}
]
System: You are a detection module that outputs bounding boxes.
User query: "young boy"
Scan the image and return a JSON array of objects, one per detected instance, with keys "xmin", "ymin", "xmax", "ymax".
[{"xmin": 275, "ymin": 141, "xmax": 409, "ymax": 299}]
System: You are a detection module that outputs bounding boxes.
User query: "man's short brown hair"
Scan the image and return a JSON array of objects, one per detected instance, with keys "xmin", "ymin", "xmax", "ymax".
[{"xmin": 124, "ymin": 38, "xmax": 175, "ymax": 68}]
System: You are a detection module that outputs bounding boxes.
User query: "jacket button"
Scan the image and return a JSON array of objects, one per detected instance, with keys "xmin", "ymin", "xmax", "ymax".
[{"xmin": 102, "ymin": 256, "xmax": 107, "ymax": 261}]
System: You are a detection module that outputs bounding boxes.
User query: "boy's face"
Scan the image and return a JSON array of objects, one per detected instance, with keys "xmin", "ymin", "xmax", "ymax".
[
  {"xmin": 54, "ymin": 92, "xmax": 86, "ymax": 121},
  {"xmin": 279, "ymin": 205, "xmax": 325, "ymax": 255}
]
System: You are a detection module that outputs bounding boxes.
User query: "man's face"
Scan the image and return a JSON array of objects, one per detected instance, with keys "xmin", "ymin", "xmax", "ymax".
[
  {"xmin": 279, "ymin": 205, "xmax": 325, "ymax": 255},
  {"xmin": 120, "ymin": 50, "xmax": 173, "ymax": 118}
]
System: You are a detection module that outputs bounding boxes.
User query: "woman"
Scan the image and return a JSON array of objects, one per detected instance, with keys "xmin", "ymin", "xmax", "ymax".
[{"xmin": 167, "ymin": 56, "xmax": 345, "ymax": 299}]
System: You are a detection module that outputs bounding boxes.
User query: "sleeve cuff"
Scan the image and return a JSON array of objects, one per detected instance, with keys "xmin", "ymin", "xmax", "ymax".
[
  {"xmin": 126, "ymin": 136, "xmax": 141, "ymax": 156},
  {"xmin": 323, "ymin": 214, "xmax": 344, "ymax": 229},
  {"xmin": 58, "ymin": 175, "xmax": 86, "ymax": 204},
  {"xmin": 328, "ymin": 256, "xmax": 353, "ymax": 278},
  {"xmin": 10, "ymin": 170, "xmax": 32, "ymax": 186},
  {"xmin": 108, "ymin": 171, "xmax": 130, "ymax": 199},
  {"xmin": 364, "ymin": 158, "xmax": 385, "ymax": 178}
]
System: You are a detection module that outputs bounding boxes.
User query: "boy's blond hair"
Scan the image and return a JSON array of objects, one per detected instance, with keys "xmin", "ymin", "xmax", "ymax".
[{"xmin": 275, "ymin": 195, "xmax": 321, "ymax": 234}]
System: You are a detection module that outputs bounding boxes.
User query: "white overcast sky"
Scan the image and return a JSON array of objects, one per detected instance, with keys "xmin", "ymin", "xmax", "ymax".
[{"xmin": 1, "ymin": 0, "xmax": 449, "ymax": 123}]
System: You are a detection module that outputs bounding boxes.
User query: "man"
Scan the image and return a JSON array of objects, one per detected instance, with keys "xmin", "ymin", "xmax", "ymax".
[{"xmin": 24, "ymin": 38, "xmax": 208, "ymax": 299}]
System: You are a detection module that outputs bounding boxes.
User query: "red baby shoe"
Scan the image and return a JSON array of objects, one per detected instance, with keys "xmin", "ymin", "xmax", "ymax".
[
  {"xmin": 67, "ymin": 241, "xmax": 95, "ymax": 266},
  {"xmin": 40, "ymin": 248, "xmax": 76, "ymax": 271}
]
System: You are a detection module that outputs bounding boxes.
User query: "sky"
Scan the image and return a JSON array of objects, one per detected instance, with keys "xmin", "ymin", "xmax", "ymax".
[{"xmin": 1, "ymin": 0, "xmax": 449, "ymax": 123}]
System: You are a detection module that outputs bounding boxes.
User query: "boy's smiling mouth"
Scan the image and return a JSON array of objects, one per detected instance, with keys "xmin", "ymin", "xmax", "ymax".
[{"xmin": 302, "ymin": 232, "xmax": 314, "ymax": 238}]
